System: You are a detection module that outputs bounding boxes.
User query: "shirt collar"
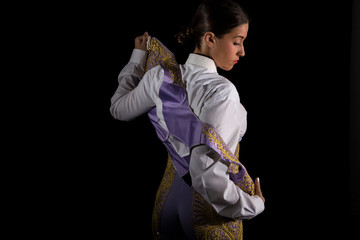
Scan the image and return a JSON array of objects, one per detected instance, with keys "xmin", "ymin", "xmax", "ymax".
[{"xmin": 185, "ymin": 53, "xmax": 217, "ymax": 73}]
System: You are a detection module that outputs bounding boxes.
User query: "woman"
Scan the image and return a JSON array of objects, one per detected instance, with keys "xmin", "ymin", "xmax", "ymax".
[{"xmin": 110, "ymin": 0, "xmax": 265, "ymax": 239}]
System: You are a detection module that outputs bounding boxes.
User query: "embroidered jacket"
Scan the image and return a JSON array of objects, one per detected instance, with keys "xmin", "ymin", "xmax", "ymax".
[{"xmin": 110, "ymin": 38, "xmax": 264, "ymax": 220}]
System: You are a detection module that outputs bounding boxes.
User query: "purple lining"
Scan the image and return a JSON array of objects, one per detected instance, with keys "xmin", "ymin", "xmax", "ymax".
[
  {"xmin": 148, "ymin": 107, "xmax": 190, "ymax": 176},
  {"xmin": 160, "ymin": 69, "xmax": 204, "ymax": 148}
]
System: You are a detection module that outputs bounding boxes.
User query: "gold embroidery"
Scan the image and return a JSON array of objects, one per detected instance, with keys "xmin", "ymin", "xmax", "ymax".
[
  {"xmin": 235, "ymin": 144, "xmax": 255, "ymax": 195},
  {"xmin": 146, "ymin": 37, "xmax": 183, "ymax": 86},
  {"xmin": 237, "ymin": 172, "xmax": 255, "ymax": 196},
  {"xmin": 152, "ymin": 156, "xmax": 176, "ymax": 240},
  {"xmin": 192, "ymin": 191, "xmax": 243, "ymax": 240},
  {"xmin": 235, "ymin": 143, "xmax": 240, "ymax": 159},
  {"xmin": 201, "ymin": 124, "xmax": 240, "ymax": 174}
]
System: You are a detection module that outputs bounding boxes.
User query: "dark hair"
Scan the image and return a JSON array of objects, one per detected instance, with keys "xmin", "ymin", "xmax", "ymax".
[{"xmin": 176, "ymin": 0, "xmax": 249, "ymax": 50}]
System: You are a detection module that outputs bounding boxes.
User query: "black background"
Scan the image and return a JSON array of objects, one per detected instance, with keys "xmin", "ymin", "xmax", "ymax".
[{"xmin": 19, "ymin": 0, "xmax": 359, "ymax": 239}]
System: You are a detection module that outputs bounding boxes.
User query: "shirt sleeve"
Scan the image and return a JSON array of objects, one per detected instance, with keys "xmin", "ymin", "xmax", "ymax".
[
  {"xmin": 189, "ymin": 82, "xmax": 265, "ymax": 220},
  {"xmin": 110, "ymin": 49, "xmax": 157, "ymax": 121}
]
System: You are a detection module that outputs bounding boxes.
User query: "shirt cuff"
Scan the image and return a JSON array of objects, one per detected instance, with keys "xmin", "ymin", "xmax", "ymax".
[
  {"xmin": 129, "ymin": 49, "xmax": 148, "ymax": 66},
  {"xmin": 252, "ymin": 195, "xmax": 265, "ymax": 214}
]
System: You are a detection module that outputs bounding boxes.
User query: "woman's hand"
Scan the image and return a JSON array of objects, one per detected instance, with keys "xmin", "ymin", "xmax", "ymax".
[
  {"xmin": 134, "ymin": 32, "xmax": 149, "ymax": 51},
  {"xmin": 255, "ymin": 177, "xmax": 265, "ymax": 203}
]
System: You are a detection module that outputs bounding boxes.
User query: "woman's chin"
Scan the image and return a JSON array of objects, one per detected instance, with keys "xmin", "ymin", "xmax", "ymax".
[{"xmin": 219, "ymin": 65, "xmax": 234, "ymax": 71}]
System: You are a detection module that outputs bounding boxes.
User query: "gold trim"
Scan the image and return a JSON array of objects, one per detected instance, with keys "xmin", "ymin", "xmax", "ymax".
[
  {"xmin": 152, "ymin": 156, "xmax": 176, "ymax": 240},
  {"xmin": 201, "ymin": 124, "xmax": 240, "ymax": 174},
  {"xmin": 146, "ymin": 37, "xmax": 183, "ymax": 86},
  {"xmin": 192, "ymin": 191, "xmax": 243, "ymax": 240}
]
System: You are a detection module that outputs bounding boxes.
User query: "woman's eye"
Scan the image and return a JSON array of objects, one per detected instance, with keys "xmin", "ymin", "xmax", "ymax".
[{"xmin": 234, "ymin": 42, "xmax": 241, "ymax": 46}]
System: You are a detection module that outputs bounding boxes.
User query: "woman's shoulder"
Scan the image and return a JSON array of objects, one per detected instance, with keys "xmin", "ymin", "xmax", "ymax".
[
  {"xmin": 201, "ymin": 73, "xmax": 239, "ymax": 102},
  {"xmin": 181, "ymin": 64, "xmax": 233, "ymax": 87},
  {"xmin": 181, "ymin": 66, "xmax": 239, "ymax": 104}
]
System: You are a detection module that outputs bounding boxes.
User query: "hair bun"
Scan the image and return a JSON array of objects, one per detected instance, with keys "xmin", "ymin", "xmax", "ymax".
[{"xmin": 175, "ymin": 27, "xmax": 193, "ymax": 45}]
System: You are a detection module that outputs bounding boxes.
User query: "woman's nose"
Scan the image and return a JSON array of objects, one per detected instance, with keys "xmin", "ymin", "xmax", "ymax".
[{"xmin": 238, "ymin": 46, "xmax": 245, "ymax": 57}]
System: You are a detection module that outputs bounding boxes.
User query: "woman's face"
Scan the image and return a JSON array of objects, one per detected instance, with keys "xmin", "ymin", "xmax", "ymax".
[{"xmin": 210, "ymin": 23, "xmax": 249, "ymax": 71}]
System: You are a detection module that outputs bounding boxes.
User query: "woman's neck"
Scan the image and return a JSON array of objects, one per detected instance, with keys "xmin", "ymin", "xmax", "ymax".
[{"xmin": 193, "ymin": 48, "xmax": 212, "ymax": 60}]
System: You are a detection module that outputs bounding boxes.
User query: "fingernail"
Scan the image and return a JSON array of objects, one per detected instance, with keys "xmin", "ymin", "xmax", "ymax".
[{"xmin": 256, "ymin": 177, "xmax": 260, "ymax": 182}]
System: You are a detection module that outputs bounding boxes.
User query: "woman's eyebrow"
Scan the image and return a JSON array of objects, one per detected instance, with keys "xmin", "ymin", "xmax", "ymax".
[{"xmin": 233, "ymin": 35, "xmax": 245, "ymax": 39}]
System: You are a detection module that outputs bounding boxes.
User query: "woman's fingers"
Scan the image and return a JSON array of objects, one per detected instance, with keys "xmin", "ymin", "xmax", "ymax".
[{"xmin": 134, "ymin": 32, "xmax": 149, "ymax": 51}]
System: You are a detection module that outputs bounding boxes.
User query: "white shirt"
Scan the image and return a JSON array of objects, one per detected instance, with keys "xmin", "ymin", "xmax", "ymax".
[{"xmin": 110, "ymin": 49, "xmax": 264, "ymax": 220}]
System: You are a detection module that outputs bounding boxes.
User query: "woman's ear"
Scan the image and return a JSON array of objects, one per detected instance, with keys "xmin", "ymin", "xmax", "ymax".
[{"xmin": 203, "ymin": 32, "xmax": 216, "ymax": 48}]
